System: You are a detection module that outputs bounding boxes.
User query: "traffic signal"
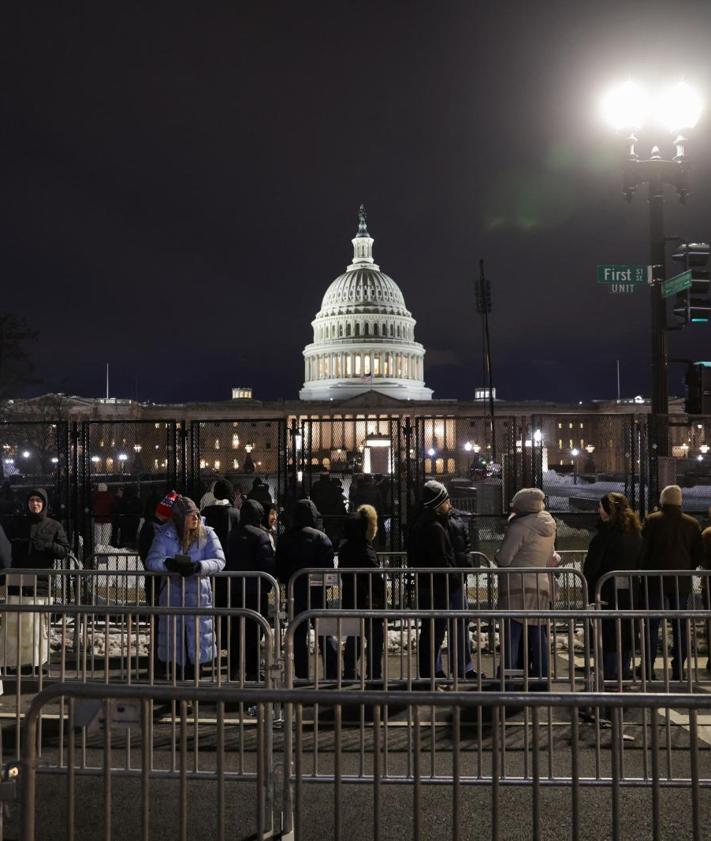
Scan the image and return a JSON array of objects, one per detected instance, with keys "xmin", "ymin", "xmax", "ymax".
[
  {"xmin": 671, "ymin": 242, "xmax": 711, "ymax": 325},
  {"xmin": 685, "ymin": 362, "xmax": 711, "ymax": 414}
]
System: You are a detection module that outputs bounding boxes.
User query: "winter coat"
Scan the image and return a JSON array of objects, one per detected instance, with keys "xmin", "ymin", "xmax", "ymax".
[
  {"xmin": 703, "ymin": 525, "xmax": 711, "ymax": 570},
  {"xmin": 275, "ymin": 500, "xmax": 334, "ymax": 607},
  {"xmin": 337, "ymin": 514, "xmax": 386, "ymax": 609},
  {"xmin": 496, "ymin": 510, "xmax": 557, "ymax": 615},
  {"xmin": 583, "ymin": 521, "xmax": 643, "ymax": 605},
  {"xmin": 408, "ymin": 508, "xmax": 456, "ymax": 610},
  {"xmin": 203, "ymin": 500, "xmax": 241, "ymax": 557},
  {"xmin": 640, "ymin": 505, "xmax": 705, "ymax": 594},
  {"xmin": 145, "ymin": 521, "xmax": 225, "ymax": 665},
  {"xmin": 8, "ymin": 488, "xmax": 70, "ymax": 571},
  {"xmin": 92, "ymin": 490, "xmax": 114, "ymax": 524},
  {"xmin": 448, "ymin": 509, "xmax": 473, "ymax": 568},
  {"xmin": 225, "ymin": 499, "xmax": 276, "ymax": 594},
  {"xmin": 0, "ymin": 524, "xmax": 11, "ymax": 570}
]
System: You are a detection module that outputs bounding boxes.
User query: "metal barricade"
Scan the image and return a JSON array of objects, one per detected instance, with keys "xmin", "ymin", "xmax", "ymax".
[
  {"xmin": 287, "ymin": 566, "xmax": 588, "ymax": 620},
  {"xmin": 283, "ymin": 606, "xmax": 594, "ymax": 694},
  {"xmin": 19, "ymin": 682, "xmax": 277, "ymax": 841},
  {"xmin": 0, "ymin": 602, "xmax": 274, "ymax": 761},
  {"xmin": 593, "ymin": 569, "xmax": 711, "ymax": 689},
  {"xmin": 15, "ymin": 682, "xmax": 711, "ymax": 841}
]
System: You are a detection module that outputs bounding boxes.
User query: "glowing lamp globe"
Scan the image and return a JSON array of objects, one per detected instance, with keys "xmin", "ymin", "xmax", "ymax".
[
  {"xmin": 655, "ymin": 82, "xmax": 703, "ymax": 132},
  {"xmin": 601, "ymin": 81, "xmax": 650, "ymax": 130}
]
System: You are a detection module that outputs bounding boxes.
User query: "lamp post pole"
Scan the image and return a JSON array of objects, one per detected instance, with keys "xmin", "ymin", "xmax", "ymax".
[{"xmin": 623, "ymin": 141, "xmax": 690, "ymax": 471}]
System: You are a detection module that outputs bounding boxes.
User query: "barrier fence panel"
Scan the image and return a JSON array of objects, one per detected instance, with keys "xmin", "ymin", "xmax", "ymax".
[
  {"xmin": 413, "ymin": 415, "xmax": 521, "ymax": 514},
  {"xmin": 189, "ymin": 417, "xmax": 287, "ymax": 518},
  {"xmin": 0, "ymin": 419, "xmax": 71, "ymax": 535},
  {"xmin": 16, "ymin": 683, "xmax": 711, "ymax": 841},
  {"xmin": 659, "ymin": 414, "xmax": 711, "ymax": 517},
  {"xmin": 283, "ymin": 599, "xmax": 591, "ymax": 694},
  {"xmin": 298, "ymin": 416, "xmax": 403, "ymax": 550},
  {"xmin": 593, "ymin": 570, "xmax": 711, "ymax": 690},
  {"xmin": 19, "ymin": 683, "xmax": 277, "ymax": 841},
  {"xmin": 0, "ymin": 600, "xmax": 274, "ymax": 760},
  {"xmin": 80, "ymin": 420, "xmax": 181, "ymax": 558}
]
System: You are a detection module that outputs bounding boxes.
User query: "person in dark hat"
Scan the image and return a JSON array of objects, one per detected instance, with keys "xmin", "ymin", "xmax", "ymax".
[{"xmin": 408, "ymin": 480, "xmax": 461, "ymax": 680}]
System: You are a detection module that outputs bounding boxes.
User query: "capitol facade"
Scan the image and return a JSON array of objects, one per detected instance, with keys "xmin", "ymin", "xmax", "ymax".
[{"xmin": 299, "ymin": 207, "xmax": 433, "ymax": 401}]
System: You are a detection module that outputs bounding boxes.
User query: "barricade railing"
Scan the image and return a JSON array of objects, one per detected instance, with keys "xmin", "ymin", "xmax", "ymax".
[
  {"xmin": 592, "ymin": 569, "xmax": 711, "ymax": 690},
  {"xmin": 17, "ymin": 682, "xmax": 711, "ymax": 841},
  {"xmin": 283, "ymin": 607, "xmax": 597, "ymax": 692},
  {"xmin": 0, "ymin": 603, "xmax": 274, "ymax": 760},
  {"xmin": 287, "ymin": 565, "xmax": 589, "ymax": 621},
  {"xmin": 373, "ymin": 550, "xmax": 492, "ymax": 568},
  {"xmin": 19, "ymin": 682, "xmax": 278, "ymax": 841}
]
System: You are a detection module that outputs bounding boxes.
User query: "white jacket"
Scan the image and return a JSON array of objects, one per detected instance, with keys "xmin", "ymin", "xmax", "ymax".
[{"xmin": 496, "ymin": 510, "xmax": 557, "ymax": 614}]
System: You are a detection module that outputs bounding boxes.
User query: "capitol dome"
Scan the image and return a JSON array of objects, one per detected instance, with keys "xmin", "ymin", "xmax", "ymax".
[{"xmin": 300, "ymin": 207, "xmax": 433, "ymax": 401}]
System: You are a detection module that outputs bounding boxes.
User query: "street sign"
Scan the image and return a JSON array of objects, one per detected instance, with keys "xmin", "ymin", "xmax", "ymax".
[
  {"xmin": 662, "ymin": 270, "xmax": 693, "ymax": 298},
  {"xmin": 596, "ymin": 265, "xmax": 647, "ymax": 284}
]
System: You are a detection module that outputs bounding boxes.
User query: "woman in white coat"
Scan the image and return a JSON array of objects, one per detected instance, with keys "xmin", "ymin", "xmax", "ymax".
[{"xmin": 496, "ymin": 488, "xmax": 557, "ymax": 680}]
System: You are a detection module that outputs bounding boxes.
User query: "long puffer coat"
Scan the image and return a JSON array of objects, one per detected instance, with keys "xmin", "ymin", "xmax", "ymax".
[
  {"xmin": 496, "ymin": 510, "xmax": 557, "ymax": 615},
  {"xmin": 145, "ymin": 522, "xmax": 225, "ymax": 665}
]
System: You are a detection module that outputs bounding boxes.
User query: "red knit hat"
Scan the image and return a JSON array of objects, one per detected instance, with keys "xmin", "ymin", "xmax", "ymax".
[{"xmin": 156, "ymin": 490, "xmax": 179, "ymax": 520}]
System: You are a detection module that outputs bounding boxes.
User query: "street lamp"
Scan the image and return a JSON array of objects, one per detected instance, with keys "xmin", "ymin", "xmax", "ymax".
[
  {"xmin": 602, "ymin": 80, "xmax": 704, "ymax": 431},
  {"xmin": 571, "ymin": 447, "xmax": 580, "ymax": 485}
]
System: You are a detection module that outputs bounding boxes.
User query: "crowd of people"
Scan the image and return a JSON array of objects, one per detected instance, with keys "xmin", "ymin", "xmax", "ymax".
[{"xmin": 0, "ymin": 473, "xmax": 710, "ymax": 684}]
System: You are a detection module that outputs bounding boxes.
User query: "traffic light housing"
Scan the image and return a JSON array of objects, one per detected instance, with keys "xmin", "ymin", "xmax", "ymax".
[
  {"xmin": 685, "ymin": 362, "xmax": 711, "ymax": 414},
  {"xmin": 672, "ymin": 242, "xmax": 711, "ymax": 325}
]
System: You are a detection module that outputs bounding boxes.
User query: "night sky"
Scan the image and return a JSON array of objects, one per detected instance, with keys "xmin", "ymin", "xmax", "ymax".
[{"xmin": 3, "ymin": 1, "xmax": 711, "ymax": 405}]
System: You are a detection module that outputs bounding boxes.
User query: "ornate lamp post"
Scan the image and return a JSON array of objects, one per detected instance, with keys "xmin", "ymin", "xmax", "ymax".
[{"xmin": 602, "ymin": 81, "xmax": 703, "ymax": 424}]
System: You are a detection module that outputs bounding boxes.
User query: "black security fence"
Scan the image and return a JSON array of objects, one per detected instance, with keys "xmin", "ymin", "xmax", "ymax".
[
  {"xmin": 0, "ymin": 413, "xmax": 709, "ymax": 555},
  {"xmin": 0, "ymin": 419, "xmax": 71, "ymax": 529},
  {"xmin": 77, "ymin": 420, "xmax": 182, "ymax": 555},
  {"xmin": 296, "ymin": 416, "xmax": 403, "ymax": 548},
  {"xmin": 189, "ymin": 418, "xmax": 287, "ymax": 511}
]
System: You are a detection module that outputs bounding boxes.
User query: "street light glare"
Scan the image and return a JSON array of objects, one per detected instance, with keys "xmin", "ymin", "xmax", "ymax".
[
  {"xmin": 601, "ymin": 81, "xmax": 650, "ymax": 130},
  {"xmin": 655, "ymin": 81, "xmax": 703, "ymax": 132}
]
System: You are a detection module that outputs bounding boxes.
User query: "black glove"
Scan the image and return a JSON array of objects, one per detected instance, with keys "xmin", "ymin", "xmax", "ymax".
[
  {"xmin": 174, "ymin": 554, "xmax": 200, "ymax": 577},
  {"xmin": 164, "ymin": 557, "xmax": 181, "ymax": 574}
]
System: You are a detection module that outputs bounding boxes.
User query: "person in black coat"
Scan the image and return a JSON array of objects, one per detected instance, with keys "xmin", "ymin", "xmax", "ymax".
[
  {"xmin": 275, "ymin": 499, "xmax": 338, "ymax": 680},
  {"xmin": 203, "ymin": 478, "xmax": 241, "ymax": 627},
  {"xmin": 226, "ymin": 498, "xmax": 276, "ymax": 681},
  {"xmin": 338, "ymin": 505, "xmax": 385, "ymax": 681},
  {"xmin": 408, "ymin": 481, "xmax": 460, "ymax": 679},
  {"xmin": 583, "ymin": 492, "xmax": 643, "ymax": 681},
  {"xmin": 7, "ymin": 488, "xmax": 70, "ymax": 594}
]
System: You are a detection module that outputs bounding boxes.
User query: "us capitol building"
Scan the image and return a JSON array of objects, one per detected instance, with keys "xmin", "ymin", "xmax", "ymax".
[
  {"xmin": 300, "ymin": 207, "xmax": 432, "ymax": 402},
  {"xmin": 3, "ymin": 207, "xmax": 686, "ymax": 486}
]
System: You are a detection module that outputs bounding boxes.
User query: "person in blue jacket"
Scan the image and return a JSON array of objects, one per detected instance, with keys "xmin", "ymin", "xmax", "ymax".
[{"xmin": 145, "ymin": 495, "xmax": 225, "ymax": 679}]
